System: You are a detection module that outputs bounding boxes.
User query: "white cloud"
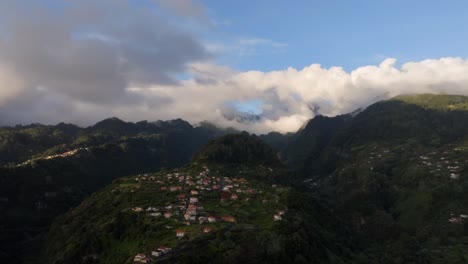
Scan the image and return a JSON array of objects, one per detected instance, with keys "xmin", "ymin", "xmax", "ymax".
[
  {"xmin": 204, "ymin": 37, "xmax": 287, "ymax": 58},
  {"xmin": 113, "ymin": 57, "xmax": 468, "ymax": 133},
  {"xmin": 1, "ymin": 3, "xmax": 468, "ymax": 133},
  {"xmin": 238, "ymin": 37, "xmax": 288, "ymax": 48},
  {"xmin": 3, "ymin": 57, "xmax": 468, "ymax": 133}
]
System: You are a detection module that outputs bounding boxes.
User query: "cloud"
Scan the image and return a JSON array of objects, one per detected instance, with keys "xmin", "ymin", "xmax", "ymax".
[
  {"xmin": 1, "ymin": 3, "xmax": 468, "ymax": 133},
  {"xmin": 238, "ymin": 38, "xmax": 288, "ymax": 48},
  {"xmin": 0, "ymin": 0, "xmax": 209, "ymax": 108},
  {"xmin": 205, "ymin": 37, "xmax": 287, "ymax": 58},
  {"xmin": 122, "ymin": 57, "xmax": 468, "ymax": 133}
]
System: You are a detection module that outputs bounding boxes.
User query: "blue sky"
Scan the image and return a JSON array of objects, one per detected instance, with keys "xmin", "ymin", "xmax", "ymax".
[
  {"xmin": 2, "ymin": 0, "xmax": 468, "ymax": 132},
  {"xmin": 203, "ymin": 0, "xmax": 468, "ymax": 71}
]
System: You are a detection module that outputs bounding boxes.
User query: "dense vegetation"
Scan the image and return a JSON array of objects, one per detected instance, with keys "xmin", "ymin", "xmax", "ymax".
[
  {"xmin": 0, "ymin": 118, "xmax": 234, "ymax": 263},
  {"xmin": 299, "ymin": 94, "xmax": 468, "ymax": 263},
  {"xmin": 194, "ymin": 132, "xmax": 280, "ymax": 166},
  {"xmin": 44, "ymin": 136, "xmax": 355, "ymax": 264},
  {"xmin": 3, "ymin": 93, "xmax": 468, "ymax": 263},
  {"xmin": 282, "ymin": 114, "xmax": 351, "ymax": 175}
]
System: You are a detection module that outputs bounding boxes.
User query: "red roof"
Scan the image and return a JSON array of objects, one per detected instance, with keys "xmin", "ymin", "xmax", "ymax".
[{"xmin": 221, "ymin": 191, "xmax": 231, "ymax": 199}]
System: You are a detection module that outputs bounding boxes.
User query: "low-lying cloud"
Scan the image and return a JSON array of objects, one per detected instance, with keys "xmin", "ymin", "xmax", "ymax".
[
  {"xmin": 127, "ymin": 58, "xmax": 468, "ymax": 133},
  {"xmin": 1, "ymin": 1, "xmax": 468, "ymax": 133}
]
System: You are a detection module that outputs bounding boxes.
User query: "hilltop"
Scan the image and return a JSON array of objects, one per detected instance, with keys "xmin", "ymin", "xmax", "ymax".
[
  {"xmin": 194, "ymin": 132, "xmax": 280, "ymax": 166},
  {"xmin": 44, "ymin": 134, "xmax": 355, "ymax": 264},
  {"xmin": 392, "ymin": 94, "xmax": 468, "ymax": 111}
]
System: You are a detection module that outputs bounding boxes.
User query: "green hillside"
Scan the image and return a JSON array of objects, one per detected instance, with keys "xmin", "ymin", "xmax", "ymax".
[
  {"xmin": 43, "ymin": 134, "xmax": 356, "ymax": 264},
  {"xmin": 393, "ymin": 94, "xmax": 468, "ymax": 111},
  {"xmin": 194, "ymin": 132, "xmax": 279, "ymax": 166},
  {"xmin": 283, "ymin": 114, "xmax": 351, "ymax": 175},
  {"xmin": 303, "ymin": 94, "xmax": 468, "ymax": 263},
  {"xmin": 4, "ymin": 93, "xmax": 468, "ymax": 264},
  {"xmin": 0, "ymin": 118, "xmax": 234, "ymax": 263}
]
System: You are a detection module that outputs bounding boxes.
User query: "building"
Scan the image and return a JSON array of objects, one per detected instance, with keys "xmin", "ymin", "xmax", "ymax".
[
  {"xmin": 164, "ymin": 212, "xmax": 172, "ymax": 218},
  {"xmin": 132, "ymin": 207, "xmax": 143, "ymax": 212},
  {"xmin": 221, "ymin": 191, "xmax": 231, "ymax": 200},
  {"xmin": 170, "ymin": 186, "xmax": 181, "ymax": 192},
  {"xmin": 184, "ymin": 213, "xmax": 191, "ymax": 220},
  {"xmin": 139, "ymin": 257, "xmax": 153, "ymax": 263},
  {"xmin": 133, "ymin": 253, "xmax": 146, "ymax": 262},
  {"xmin": 176, "ymin": 229, "xmax": 185, "ymax": 238},
  {"xmin": 158, "ymin": 246, "xmax": 171, "ymax": 254},
  {"xmin": 222, "ymin": 216, "xmax": 236, "ymax": 223},
  {"xmin": 274, "ymin": 214, "xmax": 282, "ymax": 221},
  {"xmin": 203, "ymin": 226, "xmax": 212, "ymax": 233},
  {"xmin": 149, "ymin": 212, "xmax": 161, "ymax": 217}
]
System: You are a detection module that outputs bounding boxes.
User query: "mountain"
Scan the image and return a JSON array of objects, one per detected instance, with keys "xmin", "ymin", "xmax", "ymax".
[
  {"xmin": 0, "ymin": 118, "xmax": 234, "ymax": 167},
  {"xmin": 299, "ymin": 94, "xmax": 468, "ymax": 263},
  {"xmin": 282, "ymin": 114, "xmax": 352, "ymax": 174},
  {"xmin": 0, "ymin": 118, "xmax": 235, "ymax": 263},
  {"xmin": 258, "ymin": 132, "xmax": 294, "ymax": 154},
  {"xmin": 0, "ymin": 123, "xmax": 81, "ymax": 165},
  {"xmin": 392, "ymin": 93, "xmax": 468, "ymax": 111},
  {"xmin": 194, "ymin": 132, "xmax": 280, "ymax": 166},
  {"xmin": 4, "ymin": 93, "xmax": 468, "ymax": 263},
  {"xmin": 43, "ymin": 133, "xmax": 355, "ymax": 264}
]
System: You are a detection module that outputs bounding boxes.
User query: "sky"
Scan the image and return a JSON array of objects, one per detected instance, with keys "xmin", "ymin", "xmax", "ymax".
[{"xmin": 0, "ymin": 0, "xmax": 468, "ymax": 133}]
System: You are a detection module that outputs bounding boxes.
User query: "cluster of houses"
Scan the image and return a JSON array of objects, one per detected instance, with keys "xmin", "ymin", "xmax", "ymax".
[
  {"xmin": 448, "ymin": 213, "xmax": 468, "ymax": 224},
  {"xmin": 17, "ymin": 147, "xmax": 90, "ymax": 167},
  {"xmin": 273, "ymin": 210, "xmax": 286, "ymax": 221},
  {"xmin": 127, "ymin": 165, "xmax": 288, "ymax": 261},
  {"xmin": 129, "ymin": 166, "xmax": 287, "ymax": 237},
  {"xmin": 133, "ymin": 246, "xmax": 172, "ymax": 263},
  {"xmin": 44, "ymin": 148, "xmax": 86, "ymax": 160},
  {"xmin": 360, "ymin": 145, "xmax": 467, "ymax": 181},
  {"xmin": 366, "ymin": 147, "xmax": 393, "ymax": 170},
  {"xmin": 418, "ymin": 149, "xmax": 464, "ymax": 179},
  {"xmin": 130, "ymin": 167, "xmax": 269, "ymax": 235}
]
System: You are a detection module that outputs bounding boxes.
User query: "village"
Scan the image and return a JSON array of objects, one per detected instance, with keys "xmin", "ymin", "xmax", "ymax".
[
  {"xmin": 305, "ymin": 143, "xmax": 468, "ymax": 228},
  {"xmin": 108, "ymin": 165, "xmax": 287, "ymax": 264},
  {"xmin": 16, "ymin": 147, "xmax": 90, "ymax": 167}
]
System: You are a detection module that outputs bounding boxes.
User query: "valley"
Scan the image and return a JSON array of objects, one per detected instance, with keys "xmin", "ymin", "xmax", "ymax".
[{"xmin": 1, "ymin": 94, "xmax": 468, "ymax": 263}]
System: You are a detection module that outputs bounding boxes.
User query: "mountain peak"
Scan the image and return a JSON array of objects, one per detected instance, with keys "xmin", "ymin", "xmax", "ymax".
[
  {"xmin": 391, "ymin": 93, "xmax": 468, "ymax": 111},
  {"xmin": 194, "ymin": 132, "xmax": 280, "ymax": 165}
]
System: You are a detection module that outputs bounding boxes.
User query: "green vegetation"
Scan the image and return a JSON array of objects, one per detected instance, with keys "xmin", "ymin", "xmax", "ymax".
[
  {"xmin": 44, "ymin": 162, "xmax": 354, "ymax": 264},
  {"xmin": 3, "ymin": 94, "xmax": 468, "ymax": 263},
  {"xmin": 393, "ymin": 94, "xmax": 468, "ymax": 111},
  {"xmin": 282, "ymin": 114, "xmax": 351, "ymax": 175},
  {"xmin": 194, "ymin": 132, "xmax": 279, "ymax": 166},
  {"xmin": 0, "ymin": 118, "xmax": 235, "ymax": 263},
  {"xmin": 298, "ymin": 94, "xmax": 468, "ymax": 263},
  {"xmin": 42, "ymin": 132, "xmax": 356, "ymax": 263}
]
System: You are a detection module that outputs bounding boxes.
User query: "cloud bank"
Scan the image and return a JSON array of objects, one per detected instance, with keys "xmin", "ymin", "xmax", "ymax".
[{"xmin": 0, "ymin": 1, "xmax": 468, "ymax": 133}]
